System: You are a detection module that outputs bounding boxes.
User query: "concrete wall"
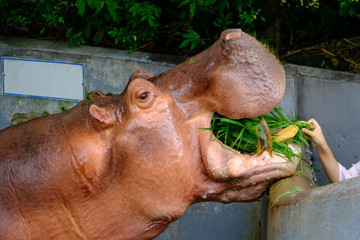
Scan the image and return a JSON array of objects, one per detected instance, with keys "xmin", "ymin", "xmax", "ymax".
[
  {"xmin": 265, "ymin": 175, "xmax": 360, "ymax": 240},
  {"xmin": 285, "ymin": 64, "xmax": 360, "ymax": 186},
  {"xmin": 263, "ymin": 65, "xmax": 360, "ymax": 240},
  {"xmin": 158, "ymin": 202, "xmax": 261, "ymax": 240}
]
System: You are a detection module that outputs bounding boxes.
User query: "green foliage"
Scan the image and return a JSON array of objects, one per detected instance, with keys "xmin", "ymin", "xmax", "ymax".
[
  {"xmin": 66, "ymin": 28, "xmax": 85, "ymax": 47},
  {"xmin": 282, "ymin": 0, "xmax": 360, "ymax": 45},
  {"xmin": 210, "ymin": 108, "xmax": 313, "ymax": 161},
  {"xmin": 210, "ymin": 109, "xmax": 319, "ymax": 181},
  {"xmin": 0, "ymin": 0, "xmax": 270, "ymax": 53},
  {"xmin": 339, "ymin": 0, "xmax": 360, "ymax": 17},
  {"xmin": 72, "ymin": 0, "xmax": 162, "ymax": 50},
  {"xmin": 179, "ymin": 28, "xmax": 204, "ymax": 50},
  {"xmin": 0, "ymin": 0, "xmax": 358, "ymax": 55},
  {"xmin": 236, "ymin": 0, "xmax": 265, "ymax": 34},
  {"xmin": 106, "ymin": 1, "xmax": 161, "ymax": 52},
  {"xmin": 169, "ymin": 0, "xmax": 266, "ymax": 51}
]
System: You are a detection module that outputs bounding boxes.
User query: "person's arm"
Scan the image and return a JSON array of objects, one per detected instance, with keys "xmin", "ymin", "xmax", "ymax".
[{"xmin": 302, "ymin": 119, "xmax": 339, "ymax": 183}]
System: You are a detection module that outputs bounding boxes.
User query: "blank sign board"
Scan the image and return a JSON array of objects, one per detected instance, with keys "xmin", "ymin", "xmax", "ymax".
[{"xmin": 2, "ymin": 58, "xmax": 84, "ymax": 101}]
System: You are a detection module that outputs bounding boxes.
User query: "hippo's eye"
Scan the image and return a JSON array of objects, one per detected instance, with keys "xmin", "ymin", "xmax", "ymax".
[
  {"xmin": 133, "ymin": 89, "xmax": 154, "ymax": 109},
  {"xmin": 139, "ymin": 92, "xmax": 149, "ymax": 100}
]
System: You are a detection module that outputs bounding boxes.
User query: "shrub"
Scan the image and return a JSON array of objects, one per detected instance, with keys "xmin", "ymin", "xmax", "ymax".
[{"xmin": 0, "ymin": 0, "xmax": 358, "ymax": 56}]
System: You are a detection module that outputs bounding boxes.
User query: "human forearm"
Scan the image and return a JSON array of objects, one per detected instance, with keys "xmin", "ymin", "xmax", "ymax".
[{"xmin": 316, "ymin": 143, "xmax": 339, "ymax": 183}]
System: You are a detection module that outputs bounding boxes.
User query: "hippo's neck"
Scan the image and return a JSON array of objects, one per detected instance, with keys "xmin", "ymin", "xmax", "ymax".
[
  {"xmin": 60, "ymin": 101, "xmax": 120, "ymax": 191},
  {"xmin": 0, "ymin": 100, "xmax": 110, "ymax": 195},
  {"xmin": 0, "ymin": 100, "xmax": 123, "ymax": 238}
]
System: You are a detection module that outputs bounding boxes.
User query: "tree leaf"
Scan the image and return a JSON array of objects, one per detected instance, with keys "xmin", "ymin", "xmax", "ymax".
[
  {"xmin": 86, "ymin": 0, "xmax": 95, "ymax": 9},
  {"xmin": 93, "ymin": 30, "xmax": 104, "ymax": 45},
  {"xmin": 190, "ymin": 40, "xmax": 197, "ymax": 50},
  {"xmin": 274, "ymin": 108, "xmax": 291, "ymax": 122},
  {"xmin": 178, "ymin": 0, "xmax": 191, "ymax": 8},
  {"xmin": 179, "ymin": 39, "xmax": 191, "ymax": 48},
  {"xmin": 75, "ymin": 0, "xmax": 86, "ymax": 16},
  {"xmin": 94, "ymin": 0, "xmax": 105, "ymax": 14},
  {"xmin": 189, "ymin": 1, "xmax": 196, "ymax": 16},
  {"xmin": 106, "ymin": 0, "xmax": 120, "ymax": 22}
]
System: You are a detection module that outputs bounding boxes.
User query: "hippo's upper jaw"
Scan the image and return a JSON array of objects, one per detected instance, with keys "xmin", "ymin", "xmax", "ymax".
[
  {"xmin": 151, "ymin": 29, "xmax": 286, "ymax": 119},
  {"xmin": 209, "ymin": 29, "xmax": 286, "ymax": 119}
]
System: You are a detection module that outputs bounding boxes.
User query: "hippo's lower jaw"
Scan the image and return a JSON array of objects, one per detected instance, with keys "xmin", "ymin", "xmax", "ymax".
[{"xmin": 197, "ymin": 119, "xmax": 300, "ymax": 202}]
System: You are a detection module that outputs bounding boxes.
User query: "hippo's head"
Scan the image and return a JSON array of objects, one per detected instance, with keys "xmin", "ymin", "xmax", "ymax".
[
  {"xmin": 87, "ymin": 28, "xmax": 298, "ymax": 224},
  {"xmin": 0, "ymin": 29, "xmax": 299, "ymax": 239}
]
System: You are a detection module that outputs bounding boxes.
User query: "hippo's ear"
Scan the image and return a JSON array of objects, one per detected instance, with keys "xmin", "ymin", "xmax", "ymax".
[
  {"xmin": 92, "ymin": 91, "xmax": 105, "ymax": 99},
  {"xmin": 89, "ymin": 105, "xmax": 116, "ymax": 126}
]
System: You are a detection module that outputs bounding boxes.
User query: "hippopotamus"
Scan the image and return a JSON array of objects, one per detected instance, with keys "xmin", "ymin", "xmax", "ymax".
[{"xmin": 0, "ymin": 29, "xmax": 299, "ymax": 239}]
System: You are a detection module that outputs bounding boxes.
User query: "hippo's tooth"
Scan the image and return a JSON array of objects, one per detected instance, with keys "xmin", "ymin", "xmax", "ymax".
[{"xmin": 256, "ymin": 117, "xmax": 272, "ymax": 157}]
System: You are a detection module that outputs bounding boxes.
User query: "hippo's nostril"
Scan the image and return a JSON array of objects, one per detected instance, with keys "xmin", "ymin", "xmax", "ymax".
[{"xmin": 225, "ymin": 32, "xmax": 242, "ymax": 41}]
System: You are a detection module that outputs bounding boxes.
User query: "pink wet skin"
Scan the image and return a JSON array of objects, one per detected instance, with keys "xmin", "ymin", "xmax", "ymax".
[
  {"xmin": 225, "ymin": 32, "xmax": 242, "ymax": 40},
  {"xmin": 0, "ymin": 28, "xmax": 300, "ymax": 239}
]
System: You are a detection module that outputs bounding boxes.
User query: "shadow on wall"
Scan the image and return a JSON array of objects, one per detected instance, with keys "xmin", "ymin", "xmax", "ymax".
[{"xmin": 155, "ymin": 201, "xmax": 261, "ymax": 240}]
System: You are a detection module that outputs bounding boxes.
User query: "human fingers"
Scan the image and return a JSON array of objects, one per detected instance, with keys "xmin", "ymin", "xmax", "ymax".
[
  {"xmin": 307, "ymin": 118, "xmax": 321, "ymax": 131},
  {"xmin": 302, "ymin": 127, "xmax": 314, "ymax": 137}
]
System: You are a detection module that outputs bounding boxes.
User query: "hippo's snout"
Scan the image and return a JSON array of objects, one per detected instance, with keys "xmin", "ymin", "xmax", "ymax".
[{"xmin": 207, "ymin": 29, "xmax": 286, "ymax": 119}]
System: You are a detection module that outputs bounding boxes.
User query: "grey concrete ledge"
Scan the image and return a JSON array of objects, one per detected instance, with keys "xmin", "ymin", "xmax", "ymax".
[
  {"xmin": 0, "ymin": 35, "xmax": 186, "ymax": 65},
  {"xmin": 285, "ymin": 63, "xmax": 360, "ymax": 83}
]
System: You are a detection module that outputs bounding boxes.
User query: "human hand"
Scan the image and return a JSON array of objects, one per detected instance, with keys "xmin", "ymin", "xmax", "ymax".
[{"xmin": 302, "ymin": 118, "xmax": 327, "ymax": 148}]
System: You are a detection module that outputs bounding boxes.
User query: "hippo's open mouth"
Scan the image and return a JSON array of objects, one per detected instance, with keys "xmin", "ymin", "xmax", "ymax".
[
  {"xmin": 191, "ymin": 30, "xmax": 300, "ymax": 183},
  {"xmin": 197, "ymin": 113, "xmax": 300, "ymax": 183}
]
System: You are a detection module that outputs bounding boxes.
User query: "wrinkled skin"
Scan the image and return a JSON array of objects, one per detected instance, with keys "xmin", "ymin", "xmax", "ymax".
[{"xmin": 0, "ymin": 29, "xmax": 299, "ymax": 240}]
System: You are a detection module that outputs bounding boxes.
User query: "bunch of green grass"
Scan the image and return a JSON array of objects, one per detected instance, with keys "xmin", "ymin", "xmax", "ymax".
[{"xmin": 209, "ymin": 108, "xmax": 313, "ymax": 162}]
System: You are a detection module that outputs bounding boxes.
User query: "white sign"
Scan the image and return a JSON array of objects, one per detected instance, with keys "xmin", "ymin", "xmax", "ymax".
[{"xmin": 2, "ymin": 58, "xmax": 84, "ymax": 101}]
